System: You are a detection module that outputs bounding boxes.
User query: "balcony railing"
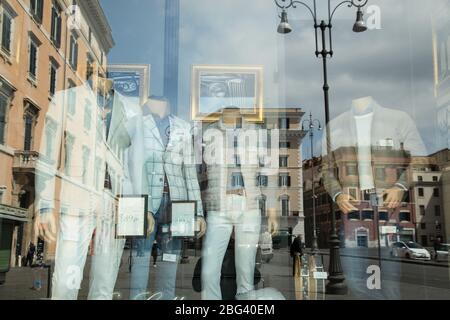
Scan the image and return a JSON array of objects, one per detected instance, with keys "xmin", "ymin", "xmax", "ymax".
[{"xmin": 13, "ymin": 150, "xmax": 40, "ymax": 171}]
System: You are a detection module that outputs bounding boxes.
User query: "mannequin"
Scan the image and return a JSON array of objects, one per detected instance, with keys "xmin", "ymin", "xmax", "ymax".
[{"xmin": 129, "ymin": 96, "xmax": 205, "ymax": 299}]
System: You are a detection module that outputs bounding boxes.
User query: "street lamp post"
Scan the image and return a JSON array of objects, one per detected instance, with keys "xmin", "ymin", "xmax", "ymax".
[
  {"xmin": 274, "ymin": 0, "xmax": 369, "ymax": 295},
  {"xmin": 302, "ymin": 112, "xmax": 322, "ymax": 255}
]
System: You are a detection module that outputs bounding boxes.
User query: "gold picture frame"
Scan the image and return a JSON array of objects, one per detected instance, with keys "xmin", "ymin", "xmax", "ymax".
[
  {"xmin": 107, "ymin": 64, "xmax": 150, "ymax": 106},
  {"xmin": 190, "ymin": 65, "xmax": 264, "ymax": 122}
]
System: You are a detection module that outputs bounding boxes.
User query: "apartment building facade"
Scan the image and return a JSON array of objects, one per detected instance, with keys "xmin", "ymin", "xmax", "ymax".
[{"xmin": 0, "ymin": 0, "xmax": 114, "ymax": 272}]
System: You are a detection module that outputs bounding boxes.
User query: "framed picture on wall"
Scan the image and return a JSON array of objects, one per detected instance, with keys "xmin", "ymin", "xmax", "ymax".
[
  {"xmin": 191, "ymin": 65, "xmax": 264, "ymax": 122},
  {"xmin": 107, "ymin": 64, "xmax": 150, "ymax": 106}
]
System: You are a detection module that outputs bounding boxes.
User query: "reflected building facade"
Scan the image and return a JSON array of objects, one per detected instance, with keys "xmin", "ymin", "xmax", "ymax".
[{"xmin": 0, "ymin": 0, "xmax": 114, "ymax": 275}]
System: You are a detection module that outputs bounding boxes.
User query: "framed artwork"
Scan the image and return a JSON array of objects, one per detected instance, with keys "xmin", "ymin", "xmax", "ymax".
[
  {"xmin": 107, "ymin": 64, "xmax": 150, "ymax": 106},
  {"xmin": 191, "ymin": 65, "xmax": 264, "ymax": 122}
]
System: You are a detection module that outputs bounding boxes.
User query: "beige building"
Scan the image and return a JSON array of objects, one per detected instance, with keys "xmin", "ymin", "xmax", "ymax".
[
  {"xmin": 197, "ymin": 108, "xmax": 306, "ymax": 238},
  {"xmin": 0, "ymin": 0, "xmax": 113, "ymax": 273}
]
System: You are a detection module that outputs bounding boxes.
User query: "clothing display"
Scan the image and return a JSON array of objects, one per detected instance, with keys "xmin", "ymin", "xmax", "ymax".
[
  {"xmin": 129, "ymin": 110, "xmax": 203, "ymax": 300},
  {"xmin": 201, "ymin": 116, "xmax": 262, "ymax": 300}
]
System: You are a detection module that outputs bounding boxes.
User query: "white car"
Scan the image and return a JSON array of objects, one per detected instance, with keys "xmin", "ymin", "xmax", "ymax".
[
  {"xmin": 434, "ymin": 243, "xmax": 450, "ymax": 261},
  {"xmin": 391, "ymin": 241, "xmax": 431, "ymax": 261}
]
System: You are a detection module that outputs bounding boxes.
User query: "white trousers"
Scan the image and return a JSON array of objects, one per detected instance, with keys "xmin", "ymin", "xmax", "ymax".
[
  {"xmin": 51, "ymin": 194, "xmax": 125, "ymax": 300},
  {"xmin": 201, "ymin": 195, "xmax": 261, "ymax": 300}
]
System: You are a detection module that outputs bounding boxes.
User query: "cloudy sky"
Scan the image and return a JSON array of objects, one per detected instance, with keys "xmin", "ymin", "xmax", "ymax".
[{"xmin": 102, "ymin": 0, "xmax": 444, "ymax": 156}]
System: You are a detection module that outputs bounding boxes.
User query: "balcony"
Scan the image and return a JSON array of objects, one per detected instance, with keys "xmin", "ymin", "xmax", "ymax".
[
  {"xmin": 0, "ymin": 203, "xmax": 29, "ymax": 222},
  {"xmin": 13, "ymin": 150, "xmax": 40, "ymax": 173}
]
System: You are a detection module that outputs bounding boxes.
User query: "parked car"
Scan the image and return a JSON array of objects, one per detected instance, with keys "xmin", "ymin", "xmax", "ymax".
[
  {"xmin": 272, "ymin": 229, "xmax": 291, "ymax": 249},
  {"xmin": 434, "ymin": 243, "xmax": 450, "ymax": 261},
  {"xmin": 390, "ymin": 241, "xmax": 431, "ymax": 261}
]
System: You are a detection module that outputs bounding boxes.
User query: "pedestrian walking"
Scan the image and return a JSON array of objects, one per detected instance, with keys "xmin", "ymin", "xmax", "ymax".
[
  {"xmin": 290, "ymin": 235, "xmax": 304, "ymax": 277},
  {"xmin": 151, "ymin": 241, "xmax": 158, "ymax": 267},
  {"xmin": 24, "ymin": 242, "xmax": 35, "ymax": 267}
]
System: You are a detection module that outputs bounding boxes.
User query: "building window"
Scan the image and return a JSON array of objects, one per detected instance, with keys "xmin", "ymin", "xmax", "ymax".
[
  {"xmin": 231, "ymin": 172, "xmax": 244, "ymax": 188},
  {"xmin": 69, "ymin": 35, "xmax": 78, "ymax": 70},
  {"xmin": 418, "ymin": 175, "xmax": 423, "ymax": 182},
  {"xmin": 433, "ymin": 176, "xmax": 438, "ymax": 182},
  {"xmin": 420, "ymin": 205, "xmax": 425, "ymax": 216},
  {"xmin": 45, "ymin": 118, "xmax": 57, "ymax": 159},
  {"xmin": 82, "ymin": 146, "xmax": 90, "ymax": 184},
  {"xmin": 418, "ymin": 188, "xmax": 424, "ymax": 197},
  {"xmin": 84, "ymin": 102, "xmax": 92, "ymax": 131},
  {"xmin": 279, "ymin": 156, "xmax": 288, "ymax": 168},
  {"xmin": 279, "ymin": 173, "xmax": 291, "ymax": 187},
  {"xmin": 379, "ymin": 211, "xmax": 388, "ymax": 221},
  {"xmin": 348, "ymin": 211, "xmax": 360, "ymax": 220},
  {"xmin": 67, "ymin": 80, "xmax": 76, "ymax": 115},
  {"xmin": 279, "ymin": 141, "xmax": 290, "ymax": 148},
  {"xmin": 280, "ymin": 195, "xmax": 289, "ymax": 217},
  {"xmin": 362, "ymin": 190, "xmax": 371, "ymax": 201},
  {"xmin": 278, "ymin": 117, "xmax": 290, "ymax": 129},
  {"xmin": 28, "ymin": 35, "xmax": 40, "ymax": 80},
  {"xmin": 49, "ymin": 60, "xmax": 58, "ymax": 96},
  {"xmin": 86, "ymin": 56, "xmax": 94, "ymax": 83},
  {"xmin": 433, "ymin": 188, "xmax": 440, "ymax": 197},
  {"xmin": 30, "ymin": 0, "xmax": 44, "ymax": 23},
  {"xmin": 0, "ymin": 4, "xmax": 15, "ymax": 54},
  {"xmin": 234, "ymin": 155, "xmax": 241, "ymax": 167},
  {"xmin": 362, "ymin": 210, "xmax": 374, "ymax": 221},
  {"xmin": 397, "ymin": 168, "xmax": 405, "ymax": 180},
  {"xmin": 0, "ymin": 92, "xmax": 9, "ymax": 145},
  {"xmin": 256, "ymin": 174, "xmax": 268, "ymax": 187},
  {"xmin": 399, "ymin": 211, "xmax": 411, "ymax": 222},
  {"xmin": 375, "ymin": 167, "xmax": 385, "ymax": 180},
  {"xmin": 64, "ymin": 133, "xmax": 74, "ymax": 175},
  {"xmin": 50, "ymin": 3, "xmax": 62, "ymax": 48},
  {"xmin": 23, "ymin": 103, "xmax": 39, "ymax": 151},
  {"xmin": 348, "ymin": 187, "xmax": 358, "ymax": 200},
  {"xmin": 258, "ymin": 195, "xmax": 267, "ymax": 216},
  {"xmin": 435, "ymin": 205, "xmax": 441, "ymax": 216},
  {"xmin": 420, "ymin": 223, "xmax": 426, "ymax": 230},
  {"xmin": 346, "ymin": 165, "xmax": 357, "ymax": 176}
]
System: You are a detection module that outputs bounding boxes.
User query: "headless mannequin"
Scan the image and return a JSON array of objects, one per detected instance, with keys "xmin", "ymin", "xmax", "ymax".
[
  {"xmin": 352, "ymin": 96, "xmax": 374, "ymax": 114},
  {"xmin": 144, "ymin": 99, "xmax": 170, "ymax": 118}
]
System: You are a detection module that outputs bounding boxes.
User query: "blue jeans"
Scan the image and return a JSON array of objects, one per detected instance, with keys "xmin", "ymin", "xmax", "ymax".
[{"xmin": 129, "ymin": 193, "xmax": 182, "ymax": 300}]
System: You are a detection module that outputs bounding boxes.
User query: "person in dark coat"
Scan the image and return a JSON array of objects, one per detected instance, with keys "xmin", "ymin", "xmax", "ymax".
[
  {"xmin": 290, "ymin": 235, "xmax": 304, "ymax": 276},
  {"xmin": 151, "ymin": 241, "xmax": 158, "ymax": 267},
  {"xmin": 25, "ymin": 242, "xmax": 35, "ymax": 267}
]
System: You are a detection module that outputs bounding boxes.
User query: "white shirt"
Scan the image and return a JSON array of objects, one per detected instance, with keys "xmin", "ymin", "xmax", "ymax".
[{"xmin": 354, "ymin": 112, "xmax": 374, "ymax": 191}]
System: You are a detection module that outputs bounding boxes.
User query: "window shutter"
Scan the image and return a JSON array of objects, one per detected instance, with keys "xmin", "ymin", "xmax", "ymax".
[
  {"xmin": 29, "ymin": 43, "xmax": 36, "ymax": 76},
  {"xmin": 56, "ymin": 16, "xmax": 62, "ymax": 48},
  {"xmin": 2, "ymin": 15, "xmax": 11, "ymax": 52},
  {"xmin": 288, "ymin": 176, "xmax": 291, "ymax": 187},
  {"xmin": 74, "ymin": 42, "xmax": 78, "ymax": 69},
  {"xmin": 37, "ymin": 0, "xmax": 44, "ymax": 22},
  {"xmin": 50, "ymin": 7, "xmax": 56, "ymax": 41},
  {"xmin": 278, "ymin": 175, "xmax": 282, "ymax": 187}
]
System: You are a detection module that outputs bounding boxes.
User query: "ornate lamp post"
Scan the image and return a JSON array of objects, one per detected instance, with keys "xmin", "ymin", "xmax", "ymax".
[
  {"xmin": 274, "ymin": 0, "xmax": 369, "ymax": 295},
  {"xmin": 302, "ymin": 112, "xmax": 322, "ymax": 256}
]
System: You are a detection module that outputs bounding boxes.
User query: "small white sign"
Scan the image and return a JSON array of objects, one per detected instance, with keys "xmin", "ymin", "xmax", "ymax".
[
  {"xmin": 313, "ymin": 272, "xmax": 328, "ymax": 280},
  {"xmin": 381, "ymin": 226, "xmax": 397, "ymax": 234},
  {"xmin": 117, "ymin": 196, "xmax": 146, "ymax": 237},
  {"xmin": 171, "ymin": 202, "xmax": 196, "ymax": 237},
  {"xmin": 162, "ymin": 253, "xmax": 177, "ymax": 262}
]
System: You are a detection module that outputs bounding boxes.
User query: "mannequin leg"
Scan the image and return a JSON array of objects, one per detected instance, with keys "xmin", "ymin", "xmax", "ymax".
[
  {"xmin": 201, "ymin": 213, "xmax": 233, "ymax": 300},
  {"xmin": 234, "ymin": 210, "xmax": 261, "ymax": 299}
]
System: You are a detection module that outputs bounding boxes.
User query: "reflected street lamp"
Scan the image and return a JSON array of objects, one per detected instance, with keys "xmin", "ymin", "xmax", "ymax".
[
  {"xmin": 302, "ymin": 112, "xmax": 322, "ymax": 256},
  {"xmin": 274, "ymin": 0, "xmax": 369, "ymax": 295}
]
